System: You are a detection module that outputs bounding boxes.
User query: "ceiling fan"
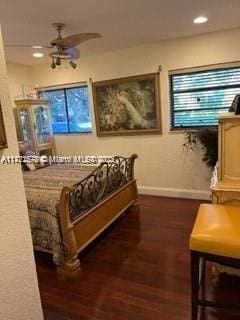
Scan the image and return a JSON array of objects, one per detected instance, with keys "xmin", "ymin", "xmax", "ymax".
[{"xmin": 6, "ymin": 23, "xmax": 101, "ymax": 69}]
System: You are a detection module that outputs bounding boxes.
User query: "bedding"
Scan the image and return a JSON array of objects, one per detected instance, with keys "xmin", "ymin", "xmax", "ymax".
[{"xmin": 23, "ymin": 163, "xmax": 96, "ymax": 265}]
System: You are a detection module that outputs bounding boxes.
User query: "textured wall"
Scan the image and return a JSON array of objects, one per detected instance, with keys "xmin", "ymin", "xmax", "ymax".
[
  {"xmin": 0, "ymin": 27, "xmax": 43, "ymax": 320},
  {"xmin": 28, "ymin": 28, "xmax": 240, "ymax": 199}
]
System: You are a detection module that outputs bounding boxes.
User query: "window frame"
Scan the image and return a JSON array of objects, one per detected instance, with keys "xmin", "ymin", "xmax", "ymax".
[
  {"xmin": 169, "ymin": 62, "xmax": 240, "ymax": 131},
  {"xmin": 42, "ymin": 83, "xmax": 92, "ymax": 135}
]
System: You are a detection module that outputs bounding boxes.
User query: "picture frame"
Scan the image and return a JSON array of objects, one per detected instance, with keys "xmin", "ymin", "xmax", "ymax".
[
  {"xmin": 0, "ymin": 102, "xmax": 8, "ymax": 149},
  {"xmin": 92, "ymin": 73, "xmax": 161, "ymax": 136}
]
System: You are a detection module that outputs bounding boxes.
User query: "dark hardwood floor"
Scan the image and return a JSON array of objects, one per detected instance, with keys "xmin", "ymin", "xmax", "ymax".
[{"xmin": 35, "ymin": 195, "xmax": 240, "ymax": 320}]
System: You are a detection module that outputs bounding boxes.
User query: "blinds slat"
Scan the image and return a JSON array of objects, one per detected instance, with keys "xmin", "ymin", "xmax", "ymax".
[{"xmin": 172, "ymin": 67, "xmax": 240, "ymax": 91}]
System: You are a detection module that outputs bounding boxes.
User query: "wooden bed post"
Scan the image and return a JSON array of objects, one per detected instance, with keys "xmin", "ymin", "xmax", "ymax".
[
  {"xmin": 56, "ymin": 154, "xmax": 138, "ymax": 277},
  {"xmin": 58, "ymin": 186, "xmax": 81, "ymax": 277},
  {"xmin": 130, "ymin": 154, "xmax": 139, "ymax": 209}
]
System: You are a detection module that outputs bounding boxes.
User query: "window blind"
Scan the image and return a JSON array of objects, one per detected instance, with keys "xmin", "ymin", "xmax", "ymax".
[{"xmin": 169, "ymin": 65, "xmax": 240, "ymax": 129}]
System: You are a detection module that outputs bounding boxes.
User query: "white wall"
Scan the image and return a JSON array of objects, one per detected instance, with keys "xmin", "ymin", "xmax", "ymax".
[
  {"xmin": 0, "ymin": 28, "xmax": 43, "ymax": 320},
  {"xmin": 11, "ymin": 28, "xmax": 240, "ymax": 199},
  {"xmin": 7, "ymin": 63, "xmax": 31, "ymax": 99}
]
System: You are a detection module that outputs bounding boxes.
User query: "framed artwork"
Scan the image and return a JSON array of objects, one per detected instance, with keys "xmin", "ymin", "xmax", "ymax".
[
  {"xmin": 92, "ymin": 73, "xmax": 161, "ymax": 136},
  {"xmin": 0, "ymin": 102, "xmax": 7, "ymax": 149}
]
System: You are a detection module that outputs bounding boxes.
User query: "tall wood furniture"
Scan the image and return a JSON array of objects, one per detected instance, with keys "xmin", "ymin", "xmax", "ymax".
[
  {"xmin": 14, "ymin": 99, "xmax": 54, "ymax": 155},
  {"xmin": 212, "ymin": 114, "xmax": 240, "ymax": 205},
  {"xmin": 211, "ymin": 114, "xmax": 240, "ymax": 277}
]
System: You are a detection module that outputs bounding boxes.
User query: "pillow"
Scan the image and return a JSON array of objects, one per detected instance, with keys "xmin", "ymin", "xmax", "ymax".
[
  {"xmin": 18, "ymin": 140, "xmax": 35, "ymax": 156},
  {"xmin": 25, "ymin": 154, "xmax": 50, "ymax": 171},
  {"xmin": 18, "ymin": 141, "xmax": 36, "ymax": 171},
  {"xmin": 25, "ymin": 162, "xmax": 37, "ymax": 171},
  {"xmin": 18, "ymin": 141, "xmax": 40, "ymax": 171},
  {"xmin": 38, "ymin": 155, "xmax": 50, "ymax": 169},
  {"xmin": 18, "ymin": 141, "xmax": 50, "ymax": 171}
]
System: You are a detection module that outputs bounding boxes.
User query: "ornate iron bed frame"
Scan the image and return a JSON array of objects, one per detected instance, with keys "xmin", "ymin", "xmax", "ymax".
[{"xmin": 58, "ymin": 154, "xmax": 138, "ymax": 275}]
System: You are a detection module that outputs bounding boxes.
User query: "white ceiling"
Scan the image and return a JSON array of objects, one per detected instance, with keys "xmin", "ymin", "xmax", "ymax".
[{"xmin": 1, "ymin": 0, "xmax": 240, "ymax": 66}]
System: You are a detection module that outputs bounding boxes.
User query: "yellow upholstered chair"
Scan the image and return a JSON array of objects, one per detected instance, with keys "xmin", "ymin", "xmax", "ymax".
[{"xmin": 190, "ymin": 204, "xmax": 240, "ymax": 320}]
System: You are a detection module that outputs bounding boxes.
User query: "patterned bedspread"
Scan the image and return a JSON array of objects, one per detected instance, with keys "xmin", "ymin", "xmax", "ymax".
[{"xmin": 23, "ymin": 164, "xmax": 95, "ymax": 265}]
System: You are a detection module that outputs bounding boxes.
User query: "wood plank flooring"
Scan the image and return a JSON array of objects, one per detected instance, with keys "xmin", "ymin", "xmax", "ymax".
[{"xmin": 35, "ymin": 195, "xmax": 240, "ymax": 320}]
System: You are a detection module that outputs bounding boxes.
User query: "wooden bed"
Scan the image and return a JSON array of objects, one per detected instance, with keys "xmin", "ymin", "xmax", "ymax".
[{"xmin": 24, "ymin": 154, "xmax": 138, "ymax": 275}]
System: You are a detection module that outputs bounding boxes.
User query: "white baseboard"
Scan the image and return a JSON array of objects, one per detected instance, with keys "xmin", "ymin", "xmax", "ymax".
[{"xmin": 138, "ymin": 185, "xmax": 211, "ymax": 200}]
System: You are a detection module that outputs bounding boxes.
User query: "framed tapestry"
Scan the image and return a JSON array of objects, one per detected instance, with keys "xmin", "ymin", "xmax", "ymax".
[
  {"xmin": 0, "ymin": 102, "xmax": 7, "ymax": 149},
  {"xmin": 92, "ymin": 73, "xmax": 161, "ymax": 136}
]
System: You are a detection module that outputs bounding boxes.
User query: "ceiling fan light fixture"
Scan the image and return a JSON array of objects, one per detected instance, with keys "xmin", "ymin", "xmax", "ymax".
[
  {"xmin": 33, "ymin": 52, "xmax": 44, "ymax": 58},
  {"xmin": 69, "ymin": 59, "xmax": 77, "ymax": 69},
  {"xmin": 48, "ymin": 22, "xmax": 101, "ymax": 69},
  {"xmin": 55, "ymin": 56, "xmax": 61, "ymax": 65},
  {"xmin": 51, "ymin": 58, "xmax": 56, "ymax": 69},
  {"xmin": 32, "ymin": 45, "xmax": 43, "ymax": 49}
]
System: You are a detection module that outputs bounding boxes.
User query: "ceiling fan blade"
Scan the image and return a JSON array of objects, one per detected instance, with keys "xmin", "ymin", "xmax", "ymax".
[
  {"xmin": 60, "ymin": 33, "xmax": 101, "ymax": 48},
  {"xmin": 5, "ymin": 45, "xmax": 32, "ymax": 47},
  {"xmin": 5, "ymin": 44, "xmax": 53, "ymax": 49},
  {"xmin": 66, "ymin": 47, "xmax": 80, "ymax": 59}
]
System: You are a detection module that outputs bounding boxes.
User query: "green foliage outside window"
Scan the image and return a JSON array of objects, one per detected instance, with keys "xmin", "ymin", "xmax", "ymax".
[
  {"xmin": 43, "ymin": 86, "xmax": 92, "ymax": 134},
  {"xmin": 183, "ymin": 127, "xmax": 218, "ymax": 168}
]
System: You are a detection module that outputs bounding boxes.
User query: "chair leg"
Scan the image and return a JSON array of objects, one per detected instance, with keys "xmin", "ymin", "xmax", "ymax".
[
  {"xmin": 200, "ymin": 258, "xmax": 206, "ymax": 320},
  {"xmin": 191, "ymin": 251, "xmax": 201, "ymax": 320}
]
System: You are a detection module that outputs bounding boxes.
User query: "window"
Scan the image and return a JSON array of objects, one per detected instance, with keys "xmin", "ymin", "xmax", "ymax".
[
  {"xmin": 43, "ymin": 85, "xmax": 92, "ymax": 134},
  {"xmin": 169, "ymin": 64, "xmax": 240, "ymax": 129}
]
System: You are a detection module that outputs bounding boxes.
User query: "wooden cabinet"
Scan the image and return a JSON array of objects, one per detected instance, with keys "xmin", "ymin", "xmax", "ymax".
[
  {"xmin": 211, "ymin": 114, "xmax": 240, "ymax": 276},
  {"xmin": 212, "ymin": 114, "xmax": 240, "ymax": 205},
  {"xmin": 14, "ymin": 99, "xmax": 54, "ymax": 155}
]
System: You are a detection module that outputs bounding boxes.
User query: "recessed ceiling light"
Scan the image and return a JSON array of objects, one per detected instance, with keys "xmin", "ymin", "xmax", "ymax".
[
  {"xmin": 193, "ymin": 16, "xmax": 208, "ymax": 24},
  {"xmin": 33, "ymin": 52, "xmax": 44, "ymax": 58},
  {"xmin": 32, "ymin": 45, "xmax": 43, "ymax": 49}
]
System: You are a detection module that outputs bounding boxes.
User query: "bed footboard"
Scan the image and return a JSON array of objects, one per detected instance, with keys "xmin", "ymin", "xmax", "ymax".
[{"xmin": 58, "ymin": 154, "xmax": 138, "ymax": 275}]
